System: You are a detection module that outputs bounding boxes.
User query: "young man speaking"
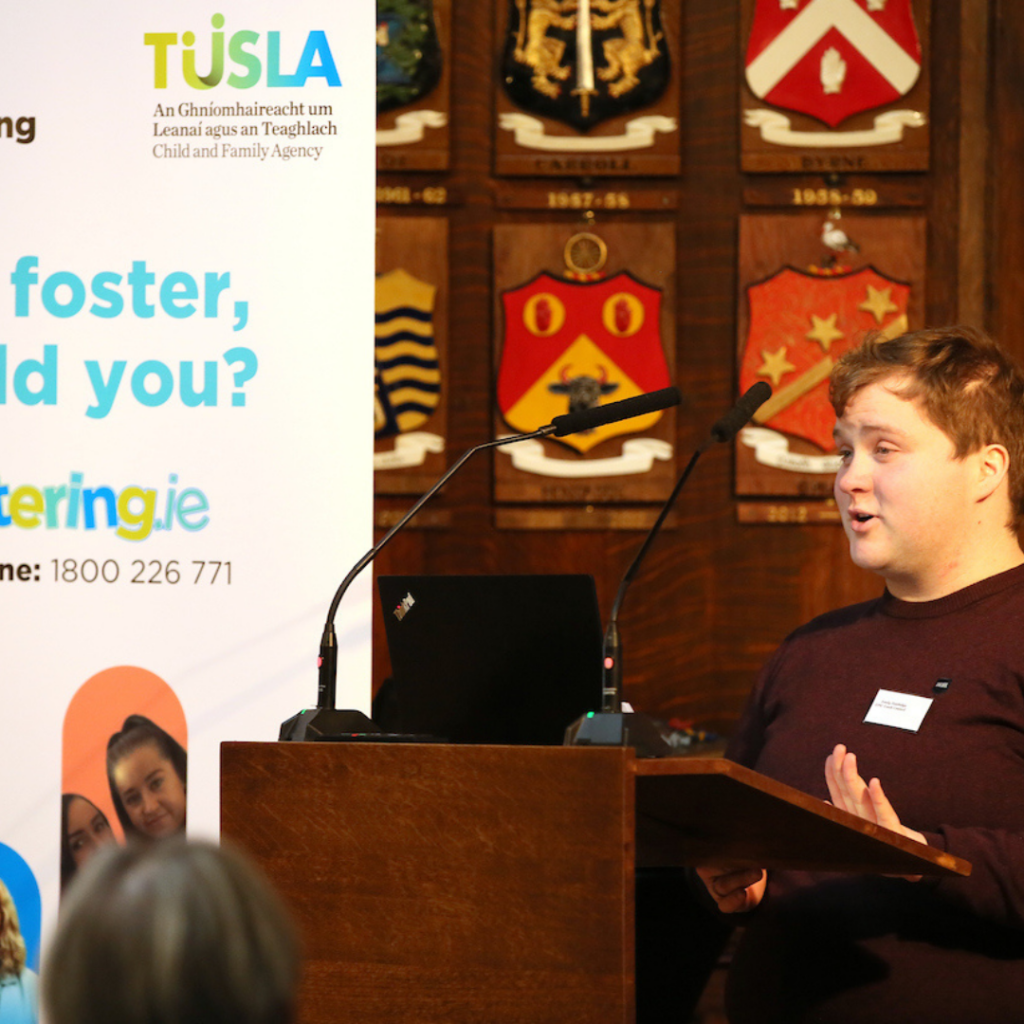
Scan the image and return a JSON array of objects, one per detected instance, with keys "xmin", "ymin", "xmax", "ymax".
[{"xmin": 698, "ymin": 326, "xmax": 1024, "ymax": 1023}]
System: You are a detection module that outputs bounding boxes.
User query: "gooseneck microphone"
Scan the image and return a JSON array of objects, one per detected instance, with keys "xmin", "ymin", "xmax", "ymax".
[
  {"xmin": 549, "ymin": 386, "xmax": 681, "ymax": 437},
  {"xmin": 565, "ymin": 381, "xmax": 772, "ymax": 756},
  {"xmin": 280, "ymin": 385, "xmax": 682, "ymax": 740},
  {"xmin": 709, "ymin": 380, "xmax": 771, "ymax": 444}
]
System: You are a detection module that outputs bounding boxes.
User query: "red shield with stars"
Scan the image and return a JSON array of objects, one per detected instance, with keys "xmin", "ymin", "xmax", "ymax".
[
  {"xmin": 498, "ymin": 271, "xmax": 670, "ymax": 453},
  {"xmin": 740, "ymin": 265, "xmax": 910, "ymax": 452},
  {"xmin": 745, "ymin": 0, "xmax": 922, "ymax": 128}
]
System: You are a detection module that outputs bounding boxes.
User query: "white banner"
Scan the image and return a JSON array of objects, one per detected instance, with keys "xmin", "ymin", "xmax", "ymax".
[{"xmin": 0, "ymin": 0, "xmax": 375, "ymax": 963}]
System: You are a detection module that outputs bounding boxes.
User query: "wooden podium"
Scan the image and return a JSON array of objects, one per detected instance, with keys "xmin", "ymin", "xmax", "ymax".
[{"xmin": 220, "ymin": 742, "xmax": 968, "ymax": 1024}]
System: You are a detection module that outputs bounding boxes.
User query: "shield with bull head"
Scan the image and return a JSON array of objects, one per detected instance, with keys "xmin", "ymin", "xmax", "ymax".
[{"xmin": 498, "ymin": 270, "xmax": 669, "ymax": 454}]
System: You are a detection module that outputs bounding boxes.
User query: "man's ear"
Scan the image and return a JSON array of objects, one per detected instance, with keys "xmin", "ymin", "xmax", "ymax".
[{"xmin": 976, "ymin": 443, "xmax": 1010, "ymax": 501}]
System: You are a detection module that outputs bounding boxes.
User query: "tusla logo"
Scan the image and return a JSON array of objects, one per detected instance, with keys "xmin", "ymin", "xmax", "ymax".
[{"xmin": 145, "ymin": 14, "xmax": 341, "ymax": 90}]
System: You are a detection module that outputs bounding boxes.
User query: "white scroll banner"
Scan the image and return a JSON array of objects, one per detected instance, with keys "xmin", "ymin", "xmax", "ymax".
[
  {"xmin": 741, "ymin": 426, "xmax": 842, "ymax": 474},
  {"xmin": 743, "ymin": 108, "xmax": 926, "ymax": 148},
  {"xmin": 376, "ymin": 109, "xmax": 448, "ymax": 146},
  {"xmin": 498, "ymin": 112, "xmax": 678, "ymax": 152},
  {"xmin": 373, "ymin": 432, "xmax": 445, "ymax": 470},
  {"xmin": 500, "ymin": 436, "xmax": 673, "ymax": 477}
]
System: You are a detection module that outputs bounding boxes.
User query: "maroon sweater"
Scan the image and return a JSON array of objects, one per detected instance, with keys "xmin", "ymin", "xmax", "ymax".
[{"xmin": 725, "ymin": 563, "xmax": 1024, "ymax": 1024}]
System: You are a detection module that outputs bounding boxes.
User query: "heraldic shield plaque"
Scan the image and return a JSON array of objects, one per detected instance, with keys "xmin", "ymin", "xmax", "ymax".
[
  {"xmin": 736, "ymin": 212, "xmax": 925, "ymax": 504},
  {"xmin": 495, "ymin": 0, "xmax": 680, "ymax": 177},
  {"xmin": 375, "ymin": 216, "xmax": 449, "ymax": 495},
  {"xmin": 494, "ymin": 222, "xmax": 677, "ymax": 519},
  {"xmin": 377, "ymin": 0, "xmax": 451, "ymax": 170},
  {"xmin": 740, "ymin": 0, "xmax": 931, "ymax": 173}
]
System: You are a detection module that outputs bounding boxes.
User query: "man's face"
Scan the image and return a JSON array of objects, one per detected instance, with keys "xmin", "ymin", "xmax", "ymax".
[{"xmin": 833, "ymin": 378, "xmax": 984, "ymax": 599}]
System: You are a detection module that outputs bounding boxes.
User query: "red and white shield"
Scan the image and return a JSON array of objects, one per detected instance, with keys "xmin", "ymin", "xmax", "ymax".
[
  {"xmin": 745, "ymin": 0, "xmax": 922, "ymax": 128},
  {"xmin": 498, "ymin": 271, "xmax": 670, "ymax": 453},
  {"xmin": 740, "ymin": 265, "xmax": 910, "ymax": 452}
]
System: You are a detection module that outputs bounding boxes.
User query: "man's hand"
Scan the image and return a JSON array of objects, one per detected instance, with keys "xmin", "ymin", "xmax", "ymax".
[
  {"xmin": 825, "ymin": 743, "xmax": 927, "ymax": 879},
  {"xmin": 695, "ymin": 865, "xmax": 767, "ymax": 914}
]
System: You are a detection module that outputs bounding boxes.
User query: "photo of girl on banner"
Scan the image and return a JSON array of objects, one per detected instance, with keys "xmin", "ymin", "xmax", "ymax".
[
  {"xmin": 0, "ymin": 846, "xmax": 40, "ymax": 1024},
  {"xmin": 0, "ymin": 878, "xmax": 37, "ymax": 1024},
  {"xmin": 61, "ymin": 668, "xmax": 188, "ymax": 893},
  {"xmin": 106, "ymin": 716, "xmax": 188, "ymax": 843},
  {"xmin": 59, "ymin": 796, "xmax": 115, "ymax": 894}
]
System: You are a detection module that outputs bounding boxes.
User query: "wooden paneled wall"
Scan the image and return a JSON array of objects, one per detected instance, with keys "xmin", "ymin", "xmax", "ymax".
[{"xmin": 371, "ymin": 0, "xmax": 1017, "ymax": 734}]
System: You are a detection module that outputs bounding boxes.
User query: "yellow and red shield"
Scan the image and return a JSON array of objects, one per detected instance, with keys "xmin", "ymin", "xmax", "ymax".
[
  {"xmin": 498, "ymin": 271, "xmax": 670, "ymax": 453},
  {"xmin": 740, "ymin": 265, "xmax": 910, "ymax": 452}
]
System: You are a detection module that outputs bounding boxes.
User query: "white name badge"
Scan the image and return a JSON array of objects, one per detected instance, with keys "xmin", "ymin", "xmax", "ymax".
[{"xmin": 864, "ymin": 689, "xmax": 934, "ymax": 733}]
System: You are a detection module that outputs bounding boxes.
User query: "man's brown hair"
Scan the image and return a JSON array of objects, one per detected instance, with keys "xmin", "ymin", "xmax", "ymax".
[{"xmin": 830, "ymin": 325, "xmax": 1024, "ymax": 527}]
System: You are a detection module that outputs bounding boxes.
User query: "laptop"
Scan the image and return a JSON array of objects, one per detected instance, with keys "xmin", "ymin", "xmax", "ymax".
[{"xmin": 375, "ymin": 574, "xmax": 603, "ymax": 745}]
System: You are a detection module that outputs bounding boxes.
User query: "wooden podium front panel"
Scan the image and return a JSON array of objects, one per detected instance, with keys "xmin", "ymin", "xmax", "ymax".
[{"xmin": 221, "ymin": 743, "xmax": 636, "ymax": 1024}]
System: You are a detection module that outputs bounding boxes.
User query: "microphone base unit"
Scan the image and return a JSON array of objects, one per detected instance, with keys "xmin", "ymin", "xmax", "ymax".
[
  {"xmin": 564, "ymin": 711, "xmax": 675, "ymax": 758},
  {"xmin": 279, "ymin": 708, "xmax": 381, "ymax": 742}
]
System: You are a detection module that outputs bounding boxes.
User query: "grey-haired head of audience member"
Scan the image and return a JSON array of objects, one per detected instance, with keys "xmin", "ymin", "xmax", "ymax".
[{"xmin": 43, "ymin": 839, "xmax": 300, "ymax": 1024}]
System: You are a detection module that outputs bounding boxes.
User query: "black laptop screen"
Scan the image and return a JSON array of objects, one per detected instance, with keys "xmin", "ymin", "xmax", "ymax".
[{"xmin": 375, "ymin": 574, "xmax": 603, "ymax": 745}]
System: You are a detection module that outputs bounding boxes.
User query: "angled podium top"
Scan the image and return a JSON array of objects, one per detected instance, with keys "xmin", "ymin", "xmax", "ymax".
[{"xmin": 634, "ymin": 756, "xmax": 970, "ymax": 877}]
